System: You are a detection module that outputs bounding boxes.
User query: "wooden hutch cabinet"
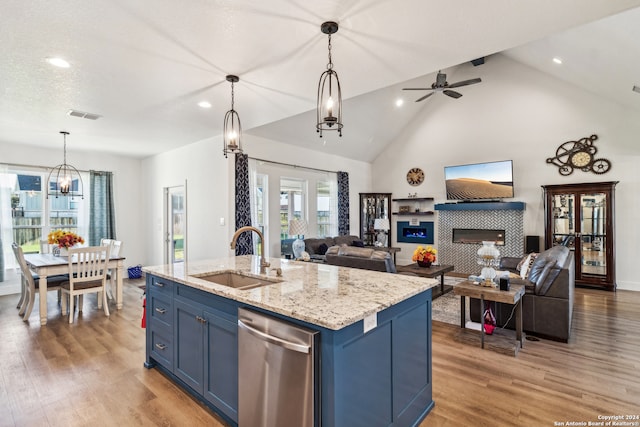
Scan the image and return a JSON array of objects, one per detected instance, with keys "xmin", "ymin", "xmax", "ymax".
[
  {"xmin": 359, "ymin": 193, "xmax": 392, "ymax": 247},
  {"xmin": 543, "ymin": 182, "xmax": 618, "ymax": 291}
]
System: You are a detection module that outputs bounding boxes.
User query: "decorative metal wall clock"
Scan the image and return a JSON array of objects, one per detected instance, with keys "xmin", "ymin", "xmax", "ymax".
[
  {"xmin": 546, "ymin": 134, "xmax": 611, "ymax": 176},
  {"xmin": 406, "ymin": 168, "xmax": 424, "ymax": 186}
]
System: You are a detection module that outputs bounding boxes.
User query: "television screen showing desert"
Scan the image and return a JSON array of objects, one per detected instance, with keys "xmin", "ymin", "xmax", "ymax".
[{"xmin": 445, "ymin": 178, "xmax": 513, "ymax": 200}]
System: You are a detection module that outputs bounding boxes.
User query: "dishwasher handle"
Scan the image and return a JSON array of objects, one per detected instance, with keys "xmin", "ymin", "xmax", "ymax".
[{"xmin": 238, "ymin": 319, "xmax": 310, "ymax": 354}]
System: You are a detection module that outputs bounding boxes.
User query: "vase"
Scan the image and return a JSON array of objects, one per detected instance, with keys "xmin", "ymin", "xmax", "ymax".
[{"xmin": 417, "ymin": 260, "xmax": 432, "ymax": 268}]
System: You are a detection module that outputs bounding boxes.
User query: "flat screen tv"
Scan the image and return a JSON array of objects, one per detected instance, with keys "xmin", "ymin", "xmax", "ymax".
[{"xmin": 444, "ymin": 160, "xmax": 514, "ymax": 201}]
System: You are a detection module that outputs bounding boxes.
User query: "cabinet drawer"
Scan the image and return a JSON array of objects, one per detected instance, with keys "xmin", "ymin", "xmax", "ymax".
[
  {"xmin": 149, "ymin": 327, "xmax": 173, "ymax": 370},
  {"xmin": 149, "ymin": 293, "xmax": 173, "ymax": 329},
  {"xmin": 149, "ymin": 276, "xmax": 174, "ymax": 294}
]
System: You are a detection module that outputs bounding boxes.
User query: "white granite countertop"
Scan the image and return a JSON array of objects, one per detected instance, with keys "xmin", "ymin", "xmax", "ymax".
[{"xmin": 143, "ymin": 255, "xmax": 438, "ymax": 330}]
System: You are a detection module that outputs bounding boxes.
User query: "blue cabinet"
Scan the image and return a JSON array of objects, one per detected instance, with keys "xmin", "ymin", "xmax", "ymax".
[{"xmin": 145, "ymin": 276, "xmax": 239, "ymax": 425}]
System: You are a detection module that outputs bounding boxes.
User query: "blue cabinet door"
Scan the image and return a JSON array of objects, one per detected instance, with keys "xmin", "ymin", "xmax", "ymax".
[
  {"xmin": 204, "ymin": 308, "xmax": 238, "ymax": 422},
  {"xmin": 174, "ymin": 298, "xmax": 204, "ymax": 394}
]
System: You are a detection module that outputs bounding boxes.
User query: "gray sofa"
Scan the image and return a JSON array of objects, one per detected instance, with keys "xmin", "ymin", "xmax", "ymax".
[
  {"xmin": 325, "ymin": 245, "xmax": 396, "ymax": 273},
  {"xmin": 470, "ymin": 245, "xmax": 575, "ymax": 342},
  {"xmin": 304, "ymin": 235, "xmax": 362, "ymax": 261}
]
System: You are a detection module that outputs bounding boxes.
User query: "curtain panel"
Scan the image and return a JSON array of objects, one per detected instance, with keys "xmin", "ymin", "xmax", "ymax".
[
  {"xmin": 337, "ymin": 171, "xmax": 350, "ymax": 236},
  {"xmin": 234, "ymin": 154, "xmax": 253, "ymax": 255},
  {"xmin": 89, "ymin": 171, "xmax": 116, "ymax": 246}
]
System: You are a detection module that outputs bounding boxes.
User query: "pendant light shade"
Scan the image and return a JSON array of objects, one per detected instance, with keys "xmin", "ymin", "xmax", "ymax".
[
  {"xmin": 46, "ymin": 131, "xmax": 84, "ymax": 199},
  {"xmin": 223, "ymin": 74, "xmax": 243, "ymax": 158},
  {"xmin": 316, "ymin": 21, "xmax": 343, "ymax": 137}
]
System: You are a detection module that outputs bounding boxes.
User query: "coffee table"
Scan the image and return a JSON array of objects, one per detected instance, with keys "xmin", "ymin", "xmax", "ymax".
[
  {"xmin": 453, "ymin": 280, "xmax": 525, "ymax": 352},
  {"xmin": 396, "ymin": 264, "xmax": 454, "ymax": 298}
]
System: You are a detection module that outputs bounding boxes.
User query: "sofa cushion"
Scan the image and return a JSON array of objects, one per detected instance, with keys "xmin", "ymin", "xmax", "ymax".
[
  {"xmin": 337, "ymin": 246, "xmax": 374, "ymax": 257},
  {"xmin": 518, "ymin": 253, "xmax": 538, "ymax": 279},
  {"xmin": 317, "ymin": 243, "xmax": 329, "ymax": 255},
  {"xmin": 334, "ymin": 235, "xmax": 361, "ymax": 247},
  {"xmin": 305, "ymin": 238, "xmax": 335, "ymax": 256},
  {"xmin": 351, "ymin": 240, "xmax": 365, "ymax": 247}
]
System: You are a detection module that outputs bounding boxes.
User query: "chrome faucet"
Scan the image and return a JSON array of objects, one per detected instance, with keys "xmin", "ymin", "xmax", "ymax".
[{"xmin": 230, "ymin": 226, "xmax": 270, "ymax": 274}]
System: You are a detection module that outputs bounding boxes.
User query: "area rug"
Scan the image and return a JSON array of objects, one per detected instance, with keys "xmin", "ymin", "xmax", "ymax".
[{"xmin": 431, "ymin": 276, "xmax": 468, "ymax": 326}]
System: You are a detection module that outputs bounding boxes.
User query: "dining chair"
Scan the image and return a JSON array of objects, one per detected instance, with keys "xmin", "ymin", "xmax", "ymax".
[
  {"xmin": 60, "ymin": 245, "xmax": 111, "ymax": 323},
  {"xmin": 11, "ymin": 243, "xmax": 67, "ymax": 321},
  {"xmin": 100, "ymin": 238, "xmax": 122, "ymax": 300}
]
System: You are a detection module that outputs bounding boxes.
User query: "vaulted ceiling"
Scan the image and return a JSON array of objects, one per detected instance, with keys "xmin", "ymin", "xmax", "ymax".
[{"xmin": 2, "ymin": 0, "xmax": 640, "ymax": 161}]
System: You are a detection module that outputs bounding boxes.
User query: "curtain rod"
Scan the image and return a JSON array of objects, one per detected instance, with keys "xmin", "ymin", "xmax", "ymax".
[
  {"xmin": 248, "ymin": 157, "xmax": 338, "ymax": 174},
  {"xmin": 1, "ymin": 161, "xmax": 104, "ymax": 175}
]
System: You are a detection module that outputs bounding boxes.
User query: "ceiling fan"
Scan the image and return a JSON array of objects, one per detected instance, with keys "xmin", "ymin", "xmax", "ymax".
[{"xmin": 403, "ymin": 71, "xmax": 481, "ymax": 102}]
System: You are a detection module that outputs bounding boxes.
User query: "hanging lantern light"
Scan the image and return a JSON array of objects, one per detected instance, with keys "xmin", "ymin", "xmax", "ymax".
[
  {"xmin": 223, "ymin": 74, "xmax": 243, "ymax": 158},
  {"xmin": 46, "ymin": 131, "xmax": 84, "ymax": 199},
  {"xmin": 316, "ymin": 21, "xmax": 343, "ymax": 137}
]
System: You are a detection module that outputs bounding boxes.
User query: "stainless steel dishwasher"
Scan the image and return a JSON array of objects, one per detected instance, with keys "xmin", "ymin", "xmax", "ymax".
[{"xmin": 238, "ymin": 308, "xmax": 320, "ymax": 427}]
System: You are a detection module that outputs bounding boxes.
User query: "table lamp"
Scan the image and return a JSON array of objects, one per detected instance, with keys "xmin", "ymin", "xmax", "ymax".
[
  {"xmin": 374, "ymin": 218, "xmax": 390, "ymax": 247},
  {"xmin": 289, "ymin": 219, "xmax": 308, "ymax": 259}
]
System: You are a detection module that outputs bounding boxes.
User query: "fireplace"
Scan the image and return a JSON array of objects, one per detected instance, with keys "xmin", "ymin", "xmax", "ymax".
[
  {"xmin": 434, "ymin": 202, "xmax": 525, "ymax": 274},
  {"xmin": 397, "ymin": 221, "xmax": 434, "ymax": 244},
  {"xmin": 452, "ymin": 228, "xmax": 505, "ymax": 246}
]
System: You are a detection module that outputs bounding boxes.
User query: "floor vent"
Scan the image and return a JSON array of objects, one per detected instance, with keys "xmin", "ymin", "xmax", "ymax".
[{"xmin": 67, "ymin": 109, "xmax": 102, "ymax": 120}]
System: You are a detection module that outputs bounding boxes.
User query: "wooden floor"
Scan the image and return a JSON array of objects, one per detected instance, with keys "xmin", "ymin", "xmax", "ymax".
[{"xmin": 1, "ymin": 280, "xmax": 639, "ymax": 426}]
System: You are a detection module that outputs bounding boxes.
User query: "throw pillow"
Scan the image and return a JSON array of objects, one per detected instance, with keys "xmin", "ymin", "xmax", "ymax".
[
  {"xmin": 317, "ymin": 243, "xmax": 329, "ymax": 255},
  {"xmin": 519, "ymin": 253, "xmax": 538, "ymax": 279},
  {"xmin": 351, "ymin": 240, "xmax": 365, "ymax": 247}
]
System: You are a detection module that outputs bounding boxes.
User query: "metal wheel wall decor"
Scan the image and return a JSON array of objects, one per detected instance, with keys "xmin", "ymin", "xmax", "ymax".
[{"xmin": 546, "ymin": 134, "xmax": 611, "ymax": 176}]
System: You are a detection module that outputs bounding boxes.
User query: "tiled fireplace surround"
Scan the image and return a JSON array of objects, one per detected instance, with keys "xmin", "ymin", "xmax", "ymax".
[{"xmin": 437, "ymin": 206, "xmax": 524, "ymax": 274}]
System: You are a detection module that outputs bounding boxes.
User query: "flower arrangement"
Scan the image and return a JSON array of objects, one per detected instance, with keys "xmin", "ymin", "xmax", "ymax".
[
  {"xmin": 412, "ymin": 245, "xmax": 437, "ymax": 264},
  {"xmin": 48, "ymin": 230, "xmax": 85, "ymax": 248}
]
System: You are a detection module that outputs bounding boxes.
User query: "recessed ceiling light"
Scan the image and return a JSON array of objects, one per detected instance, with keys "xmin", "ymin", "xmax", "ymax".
[
  {"xmin": 552, "ymin": 57, "xmax": 563, "ymax": 65},
  {"xmin": 198, "ymin": 101, "xmax": 212, "ymax": 108},
  {"xmin": 395, "ymin": 99, "xmax": 404, "ymax": 107},
  {"xmin": 47, "ymin": 57, "xmax": 70, "ymax": 68}
]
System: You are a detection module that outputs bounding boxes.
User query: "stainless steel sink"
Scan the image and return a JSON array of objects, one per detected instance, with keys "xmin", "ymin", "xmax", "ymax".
[{"xmin": 194, "ymin": 272, "xmax": 280, "ymax": 290}]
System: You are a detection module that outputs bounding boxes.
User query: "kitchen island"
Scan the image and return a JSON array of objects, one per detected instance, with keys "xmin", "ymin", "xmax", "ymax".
[{"xmin": 144, "ymin": 255, "xmax": 439, "ymax": 427}]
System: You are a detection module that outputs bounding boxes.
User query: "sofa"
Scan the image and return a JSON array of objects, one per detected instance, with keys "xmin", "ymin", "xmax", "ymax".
[
  {"xmin": 469, "ymin": 245, "xmax": 575, "ymax": 342},
  {"xmin": 304, "ymin": 235, "xmax": 362, "ymax": 261},
  {"xmin": 325, "ymin": 245, "xmax": 396, "ymax": 273}
]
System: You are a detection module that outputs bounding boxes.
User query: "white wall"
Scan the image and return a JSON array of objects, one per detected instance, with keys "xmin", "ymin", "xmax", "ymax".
[
  {"xmin": 0, "ymin": 141, "xmax": 145, "ymax": 270},
  {"xmin": 141, "ymin": 134, "xmax": 372, "ymax": 267},
  {"xmin": 372, "ymin": 54, "xmax": 640, "ymax": 291}
]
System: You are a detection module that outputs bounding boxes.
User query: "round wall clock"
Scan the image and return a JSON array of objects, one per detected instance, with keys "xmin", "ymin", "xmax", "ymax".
[{"xmin": 406, "ymin": 168, "xmax": 424, "ymax": 186}]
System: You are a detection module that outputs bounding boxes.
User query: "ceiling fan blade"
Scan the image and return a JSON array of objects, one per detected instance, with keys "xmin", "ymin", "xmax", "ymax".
[
  {"xmin": 443, "ymin": 90, "xmax": 462, "ymax": 99},
  {"xmin": 415, "ymin": 92, "xmax": 435, "ymax": 102},
  {"xmin": 403, "ymin": 87, "xmax": 431, "ymax": 91},
  {"xmin": 447, "ymin": 78, "xmax": 482, "ymax": 88}
]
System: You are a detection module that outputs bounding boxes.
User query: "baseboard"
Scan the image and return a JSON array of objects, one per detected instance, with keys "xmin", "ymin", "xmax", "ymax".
[{"xmin": 616, "ymin": 280, "xmax": 640, "ymax": 292}]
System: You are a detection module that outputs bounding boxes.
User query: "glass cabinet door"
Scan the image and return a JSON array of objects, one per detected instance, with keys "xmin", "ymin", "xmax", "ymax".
[
  {"xmin": 551, "ymin": 193, "xmax": 576, "ymax": 247},
  {"xmin": 579, "ymin": 192, "xmax": 608, "ymax": 280}
]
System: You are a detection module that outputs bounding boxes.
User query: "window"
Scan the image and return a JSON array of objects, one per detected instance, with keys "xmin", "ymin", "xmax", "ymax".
[
  {"xmin": 251, "ymin": 160, "xmax": 338, "ymax": 257},
  {"xmin": 1, "ymin": 167, "xmax": 89, "ymax": 255}
]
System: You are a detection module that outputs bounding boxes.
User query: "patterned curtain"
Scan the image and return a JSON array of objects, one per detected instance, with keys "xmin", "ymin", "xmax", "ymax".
[
  {"xmin": 337, "ymin": 171, "xmax": 350, "ymax": 236},
  {"xmin": 88, "ymin": 170, "xmax": 116, "ymax": 246},
  {"xmin": 234, "ymin": 153, "xmax": 253, "ymax": 255}
]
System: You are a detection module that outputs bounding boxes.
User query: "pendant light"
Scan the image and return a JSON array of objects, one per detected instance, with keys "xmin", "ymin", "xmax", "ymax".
[
  {"xmin": 316, "ymin": 21, "xmax": 343, "ymax": 137},
  {"xmin": 46, "ymin": 131, "xmax": 84, "ymax": 199},
  {"xmin": 223, "ymin": 75, "xmax": 243, "ymax": 158}
]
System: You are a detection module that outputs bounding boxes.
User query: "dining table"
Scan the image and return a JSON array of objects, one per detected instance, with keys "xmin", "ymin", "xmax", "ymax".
[{"xmin": 24, "ymin": 253, "xmax": 126, "ymax": 326}]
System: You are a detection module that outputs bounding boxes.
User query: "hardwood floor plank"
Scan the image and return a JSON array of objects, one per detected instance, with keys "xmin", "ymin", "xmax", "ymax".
[{"xmin": 1, "ymin": 280, "xmax": 639, "ymax": 426}]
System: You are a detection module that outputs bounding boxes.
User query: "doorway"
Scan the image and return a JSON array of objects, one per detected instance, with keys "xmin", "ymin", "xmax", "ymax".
[{"xmin": 165, "ymin": 184, "xmax": 186, "ymax": 264}]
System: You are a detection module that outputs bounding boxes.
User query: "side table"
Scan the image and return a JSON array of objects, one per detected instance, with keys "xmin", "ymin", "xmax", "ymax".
[
  {"xmin": 395, "ymin": 264, "xmax": 454, "ymax": 298},
  {"xmin": 453, "ymin": 280, "xmax": 525, "ymax": 353}
]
